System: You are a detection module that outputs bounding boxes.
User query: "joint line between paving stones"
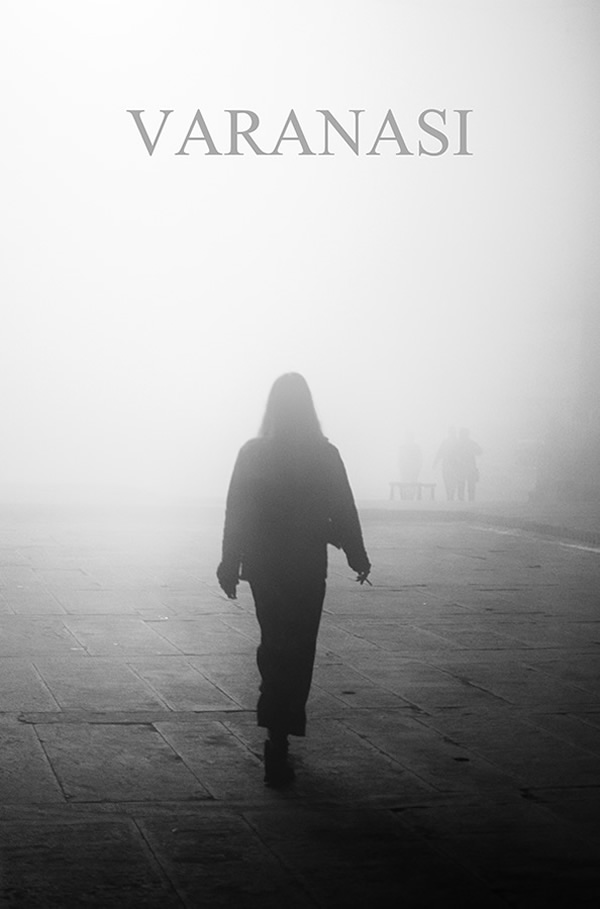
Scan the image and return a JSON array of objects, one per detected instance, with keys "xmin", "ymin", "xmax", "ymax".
[
  {"xmin": 387, "ymin": 801, "xmax": 515, "ymax": 901},
  {"xmin": 221, "ymin": 718, "xmax": 264, "ymax": 761},
  {"xmin": 137, "ymin": 621, "xmax": 186, "ymax": 656},
  {"xmin": 47, "ymin": 586, "xmax": 68, "ymax": 614},
  {"xmin": 409, "ymin": 715, "xmax": 556, "ymax": 787},
  {"xmin": 398, "ymin": 813, "xmax": 516, "ymax": 904},
  {"xmin": 519, "ymin": 661, "xmax": 600, "ymax": 700},
  {"xmin": 125, "ymin": 662, "xmax": 177, "ymax": 712},
  {"xmin": 217, "ymin": 615, "xmax": 261, "ymax": 643},
  {"xmin": 149, "ymin": 722, "xmax": 217, "ymax": 799},
  {"xmin": 131, "ymin": 816, "xmax": 188, "ymax": 907},
  {"xmin": 31, "ymin": 723, "xmax": 70, "ymax": 803},
  {"xmin": 342, "ymin": 657, "xmax": 511, "ymax": 713},
  {"xmin": 59, "ymin": 621, "xmax": 94, "ymax": 655},
  {"xmin": 191, "ymin": 666, "xmax": 247, "ymax": 710},
  {"xmin": 30, "ymin": 660, "xmax": 63, "ymax": 711},
  {"xmin": 572, "ymin": 712, "xmax": 600, "ymax": 732},
  {"xmin": 240, "ymin": 812, "xmax": 324, "ymax": 907},
  {"xmin": 333, "ymin": 717, "xmax": 449, "ymax": 794},
  {"xmin": 445, "ymin": 664, "xmax": 600, "ymax": 710}
]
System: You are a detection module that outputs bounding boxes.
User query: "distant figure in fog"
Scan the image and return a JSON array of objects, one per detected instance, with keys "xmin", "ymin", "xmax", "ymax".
[
  {"xmin": 217, "ymin": 373, "xmax": 371, "ymax": 787},
  {"xmin": 397, "ymin": 432, "xmax": 423, "ymax": 499},
  {"xmin": 455, "ymin": 427, "xmax": 483, "ymax": 502},
  {"xmin": 433, "ymin": 427, "xmax": 459, "ymax": 501}
]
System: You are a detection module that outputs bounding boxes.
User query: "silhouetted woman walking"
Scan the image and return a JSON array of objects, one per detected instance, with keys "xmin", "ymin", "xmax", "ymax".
[{"xmin": 217, "ymin": 373, "xmax": 371, "ymax": 787}]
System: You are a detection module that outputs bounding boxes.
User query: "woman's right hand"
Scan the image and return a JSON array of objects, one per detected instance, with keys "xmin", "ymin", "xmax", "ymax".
[{"xmin": 216, "ymin": 562, "xmax": 239, "ymax": 599}]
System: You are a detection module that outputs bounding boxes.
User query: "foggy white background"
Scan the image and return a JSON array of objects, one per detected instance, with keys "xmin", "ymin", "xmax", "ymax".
[{"xmin": 0, "ymin": 0, "xmax": 599, "ymax": 504}]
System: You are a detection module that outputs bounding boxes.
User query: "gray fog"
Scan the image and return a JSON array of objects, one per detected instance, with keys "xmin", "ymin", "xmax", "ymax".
[{"xmin": 1, "ymin": 0, "xmax": 598, "ymax": 504}]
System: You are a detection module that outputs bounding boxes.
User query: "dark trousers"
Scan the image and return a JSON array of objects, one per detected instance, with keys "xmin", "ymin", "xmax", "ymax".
[{"xmin": 250, "ymin": 576, "xmax": 326, "ymax": 737}]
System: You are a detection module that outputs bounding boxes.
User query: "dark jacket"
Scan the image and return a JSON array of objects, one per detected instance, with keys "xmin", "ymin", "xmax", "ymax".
[{"xmin": 218, "ymin": 436, "xmax": 370, "ymax": 586}]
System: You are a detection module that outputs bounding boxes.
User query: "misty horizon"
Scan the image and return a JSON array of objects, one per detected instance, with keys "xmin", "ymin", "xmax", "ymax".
[{"xmin": 1, "ymin": 0, "xmax": 598, "ymax": 506}]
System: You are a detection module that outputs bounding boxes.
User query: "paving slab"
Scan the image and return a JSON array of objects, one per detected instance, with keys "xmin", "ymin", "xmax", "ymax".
[
  {"xmin": 35, "ymin": 722, "xmax": 212, "ymax": 803},
  {"xmin": 225, "ymin": 713, "xmax": 437, "ymax": 805},
  {"xmin": 392, "ymin": 793, "xmax": 562, "ymax": 839},
  {"xmin": 63, "ymin": 616, "xmax": 185, "ymax": 656},
  {"xmin": 0, "ymin": 617, "xmax": 84, "ymax": 656},
  {"xmin": 139, "ymin": 811, "xmax": 312, "ymax": 908},
  {"xmin": 186, "ymin": 653, "xmax": 261, "ymax": 709},
  {"xmin": 523, "ymin": 712, "xmax": 600, "ymax": 755},
  {"xmin": 0, "ymin": 566, "xmax": 46, "ymax": 588},
  {"xmin": 0, "ymin": 589, "xmax": 65, "ymax": 615},
  {"xmin": 0, "ymin": 660, "xmax": 59, "ymax": 712},
  {"xmin": 529, "ymin": 787, "xmax": 600, "ymax": 846},
  {"xmin": 0, "ymin": 722, "xmax": 65, "ymax": 804},
  {"xmin": 419, "ymin": 709, "xmax": 600, "ymax": 788},
  {"xmin": 155, "ymin": 719, "xmax": 267, "ymax": 801},
  {"xmin": 352, "ymin": 653, "xmax": 509, "ymax": 710},
  {"xmin": 34, "ymin": 658, "xmax": 169, "ymax": 711},
  {"xmin": 0, "ymin": 819, "xmax": 180, "ymax": 907},
  {"xmin": 128, "ymin": 657, "xmax": 240, "ymax": 711},
  {"xmin": 51, "ymin": 589, "xmax": 142, "ymax": 614},
  {"xmin": 298, "ymin": 684, "xmax": 351, "ymax": 719},
  {"xmin": 147, "ymin": 618, "xmax": 256, "ymax": 655},
  {"xmin": 429, "ymin": 660, "xmax": 600, "ymax": 708},
  {"xmin": 0, "ymin": 505, "xmax": 600, "ymax": 906},
  {"xmin": 425, "ymin": 822, "xmax": 600, "ymax": 907},
  {"xmin": 156, "ymin": 591, "xmax": 238, "ymax": 616},
  {"xmin": 340, "ymin": 709, "xmax": 518, "ymax": 795},
  {"xmin": 312, "ymin": 661, "xmax": 411, "ymax": 708},
  {"xmin": 243, "ymin": 805, "xmax": 508, "ymax": 907}
]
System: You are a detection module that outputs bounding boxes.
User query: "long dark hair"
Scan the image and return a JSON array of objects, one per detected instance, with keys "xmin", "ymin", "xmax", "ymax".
[{"xmin": 259, "ymin": 373, "xmax": 324, "ymax": 441}]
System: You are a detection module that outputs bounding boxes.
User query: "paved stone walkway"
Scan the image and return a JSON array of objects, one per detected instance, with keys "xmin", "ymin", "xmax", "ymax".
[{"xmin": 0, "ymin": 504, "xmax": 599, "ymax": 906}]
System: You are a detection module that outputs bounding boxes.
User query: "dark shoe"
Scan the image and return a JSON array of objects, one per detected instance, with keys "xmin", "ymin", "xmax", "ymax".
[{"xmin": 263, "ymin": 740, "xmax": 295, "ymax": 788}]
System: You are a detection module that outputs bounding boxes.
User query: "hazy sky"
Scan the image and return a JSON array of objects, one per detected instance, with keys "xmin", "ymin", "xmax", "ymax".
[{"xmin": 1, "ymin": 0, "xmax": 599, "ymax": 501}]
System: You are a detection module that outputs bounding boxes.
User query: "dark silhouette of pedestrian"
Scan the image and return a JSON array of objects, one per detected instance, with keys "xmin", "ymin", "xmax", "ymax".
[
  {"xmin": 455, "ymin": 427, "xmax": 483, "ymax": 502},
  {"xmin": 433, "ymin": 427, "xmax": 459, "ymax": 501},
  {"xmin": 217, "ymin": 373, "xmax": 371, "ymax": 787}
]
